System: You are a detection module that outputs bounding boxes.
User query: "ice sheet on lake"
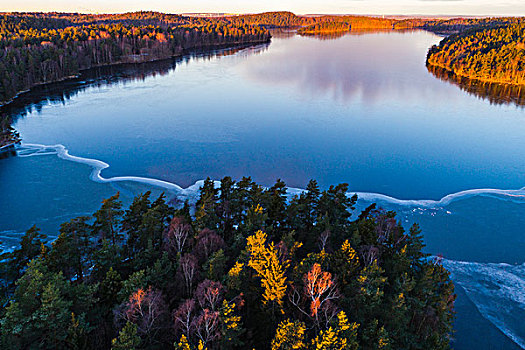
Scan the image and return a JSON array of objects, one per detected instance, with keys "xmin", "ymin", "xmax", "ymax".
[{"xmin": 443, "ymin": 259, "xmax": 525, "ymax": 348}]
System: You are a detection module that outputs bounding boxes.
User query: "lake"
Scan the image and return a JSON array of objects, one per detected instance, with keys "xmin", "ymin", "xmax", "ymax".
[{"xmin": 1, "ymin": 29, "xmax": 524, "ymax": 348}]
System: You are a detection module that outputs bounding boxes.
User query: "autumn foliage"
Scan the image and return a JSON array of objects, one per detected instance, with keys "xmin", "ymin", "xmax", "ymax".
[{"xmin": 0, "ymin": 177, "xmax": 455, "ymax": 349}]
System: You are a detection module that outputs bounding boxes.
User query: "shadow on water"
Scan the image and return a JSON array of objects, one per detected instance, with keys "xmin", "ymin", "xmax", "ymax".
[
  {"xmin": 427, "ymin": 64, "xmax": 525, "ymax": 108},
  {"xmin": 0, "ymin": 43, "xmax": 270, "ymax": 122}
]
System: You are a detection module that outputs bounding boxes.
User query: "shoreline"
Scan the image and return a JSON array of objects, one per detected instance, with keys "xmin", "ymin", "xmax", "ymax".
[
  {"xmin": 426, "ymin": 61, "xmax": 525, "ymax": 87},
  {"xmin": 0, "ymin": 38, "xmax": 271, "ymax": 110}
]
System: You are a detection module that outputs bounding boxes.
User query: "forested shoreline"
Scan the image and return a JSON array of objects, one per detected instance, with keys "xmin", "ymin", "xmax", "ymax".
[
  {"xmin": 0, "ymin": 177, "xmax": 455, "ymax": 349},
  {"xmin": 426, "ymin": 21, "xmax": 525, "ymax": 85},
  {"xmin": 2, "ymin": 11, "xmax": 523, "ymax": 112},
  {"xmin": 298, "ymin": 22, "xmax": 351, "ymax": 35},
  {"xmin": 0, "ymin": 12, "xmax": 271, "ymax": 106}
]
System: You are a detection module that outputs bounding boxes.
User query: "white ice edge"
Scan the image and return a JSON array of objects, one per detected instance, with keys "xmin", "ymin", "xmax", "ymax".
[
  {"xmin": 19, "ymin": 143, "xmax": 525, "ymax": 209},
  {"xmin": 22, "ymin": 143, "xmax": 184, "ymax": 192}
]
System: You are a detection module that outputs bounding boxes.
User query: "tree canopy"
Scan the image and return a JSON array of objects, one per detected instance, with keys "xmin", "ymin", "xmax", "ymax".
[
  {"xmin": 0, "ymin": 12, "xmax": 271, "ymax": 105},
  {"xmin": 427, "ymin": 21, "xmax": 525, "ymax": 85},
  {"xmin": 0, "ymin": 178, "xmax": 455, "ymax": 349}
]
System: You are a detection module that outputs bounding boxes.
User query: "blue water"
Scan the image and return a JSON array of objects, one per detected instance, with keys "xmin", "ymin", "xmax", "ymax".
[
  {"xmin": 11, "ymin": 31, "xmax": 525, "ymax": 200},
  {"xmin": 1, "ymin": 30, "xmax": 524, "ymax": 348}
]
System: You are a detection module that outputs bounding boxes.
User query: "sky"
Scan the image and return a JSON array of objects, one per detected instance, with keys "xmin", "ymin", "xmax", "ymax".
[{"xmin": 1, "ymin": 0, "xmax": 525, "ymax": 16}]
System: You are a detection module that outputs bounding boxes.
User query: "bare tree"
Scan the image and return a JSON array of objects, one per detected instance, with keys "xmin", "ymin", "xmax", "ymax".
[
  {"xmin": 304, "ymin": 263, "xmax": 339, "ymax": 320},
  {"xmin": 289, "ymin": 263, "xmax": 340, "ymax": 330},
  {"xmin": 193, "ymin": 309, "xmax": 220, "ymax": 347},
  {"xmin": 195, "ymin": 280, "xmax": 224, "ymax": 311},
  {"xmin": 360, "ymin": 246, "xmax": 380, "ymax": 266},
  {"xmin": 173, "ymin": 299, "xmax": 196, "ymax": 340},
  {"xmin": 194, "ymin": 229, "xmax": 225, "ymax": 263},
  {"xmin": 165, "ymin": 216, "xmax": 192, "ymax": 256},
  {"xmin": 318, "ymin": 230, "xmax": 330, "ymax": 252},
  {"xmin": 116, "ymin": 287, "xmax": 169, "ymax": 344},
  {"xmin": 179, "ymin": 254, "xmax": 198, "ymax": 296}
]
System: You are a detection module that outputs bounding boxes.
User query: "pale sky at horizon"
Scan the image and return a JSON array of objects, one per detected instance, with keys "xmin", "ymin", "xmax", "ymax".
[{"xmin": 1, "ymin": 0, "xmax": 525, "ymax": 16}]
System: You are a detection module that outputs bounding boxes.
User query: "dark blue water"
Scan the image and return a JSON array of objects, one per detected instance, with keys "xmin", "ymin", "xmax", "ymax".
[{"xmin": 1, "ymin": 30, "xmax": 524, "ymax": 348}]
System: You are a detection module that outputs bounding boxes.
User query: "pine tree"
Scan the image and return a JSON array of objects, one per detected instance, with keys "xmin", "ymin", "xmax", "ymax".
[
  {"xmin": 93, "ymin": 192, "xmax": 124, "ymax": 245},
  {"xmin": 111, "ymin": 322, "xmax": 141, "ymax": 350}
]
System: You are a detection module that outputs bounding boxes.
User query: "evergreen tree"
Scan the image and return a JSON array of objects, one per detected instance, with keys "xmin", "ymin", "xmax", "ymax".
[{"xmin": 111, "ymin": 322, "xmax": 142, "ymax": 350}]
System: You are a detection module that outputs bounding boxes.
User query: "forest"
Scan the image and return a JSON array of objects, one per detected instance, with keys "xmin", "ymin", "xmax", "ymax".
[
  {"xmin": 0, "ymin": 177, "xmax": 455, "ymax": 349},
  {"xmin": 3, "ymin": 11, "xmax": 521, "ymax": 109},
  {"xmin": 0, "ymin": 12, "xmax": 271, "ymax": 105},
  {"xmin": 426, "ymin": 22, "xmax": 525, "ymax": 85},
  {"xmin": 297, "ymin": 22, "xmax": 351, "ymax": 36},
  {"xmin": 226, "ymin": 12, "xmax": 394, "ymax": 30},
  {"xmin": 0, "ymin": 116, "xmax": 19, "ymax": 148}
]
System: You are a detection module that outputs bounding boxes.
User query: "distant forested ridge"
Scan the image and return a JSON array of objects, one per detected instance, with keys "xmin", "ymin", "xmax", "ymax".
[
  {"xmin": 427, "ymin": 22, "xmax": 525, "ymax": 85},
  {"xmin": 0, "ymin": 12, "xmax": 271, "ymax": 105},
  {"xmin": 0, "ymin": 178, "xmax": 455, "ymax": 349},
  {"xmin": 421, "ymin": 17, "xmax": 525, "ymax": 34},
  {"xmin": 298, "ymin": 22, "xmax": 351, "ymax": 35},
  {"xmin": 226, "ymin": 12, "xmax": 394, "ymax": 30}
]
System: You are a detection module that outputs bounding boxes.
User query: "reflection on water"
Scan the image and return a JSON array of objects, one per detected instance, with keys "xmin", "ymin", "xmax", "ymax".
[
  {"xmin": 0, "ymin": 43, "xmax": 270, "ymax": 120},
  {"xmin": 242, "ymin": 30, "xmax": 453, "ymax": 105},
  {"xmin": 298, "ymin": 31, "xmax": 349, "ymax": 40},
  {"xmin": 7, "ymin": 30, "xmax": 525, "ymax": 199},
  {"xmin": 427, "ymin": 65, "xmax": 525, "ymax": 108}
]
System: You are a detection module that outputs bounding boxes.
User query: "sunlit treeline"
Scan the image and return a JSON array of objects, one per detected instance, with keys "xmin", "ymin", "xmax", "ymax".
[
  {"xmin": 427, "ymin": 22, "xmax": 525, "ymax": 85},
  {"xmin": 0, "ymin": 12, "xmax": 271, "ymax": 104}
]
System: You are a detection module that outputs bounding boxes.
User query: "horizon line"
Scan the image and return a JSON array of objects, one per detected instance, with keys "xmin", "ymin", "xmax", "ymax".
[{"xmin": 0, "ymin": 10, "xmax": 520, "ymax": 18}]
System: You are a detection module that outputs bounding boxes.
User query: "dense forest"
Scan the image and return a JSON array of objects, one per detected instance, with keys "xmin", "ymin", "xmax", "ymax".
[
  {"xmin": 0, "ymin": 12, "xmax": 271, "ymax": 105},
  {"xmin": 421, "ymin": 17, "xmax": 525, "ymax": 34},
  {"xmin": 297, "ymin": 22, "xmax": 351, "ymax": 35},
  {"xmin": 0, "ymin": 177, "xmax": 455, "ymax": 349},
  {"xmin": 226, "ymin": 12, "xmax": 394, "ymax": 30},
  {"xmin": 427, "ymin": 22, "xmax": 525, "ymax": 85}
]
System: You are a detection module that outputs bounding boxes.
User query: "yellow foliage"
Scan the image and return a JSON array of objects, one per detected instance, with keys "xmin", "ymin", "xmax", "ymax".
[
  {"xmin": 311, "ymin": 311, "xmax": 359, "ymax": 350},
  {"xmin": 271, "ymin": 319, "xmax": 306, "ymax": 350},
  {"xmin": 246, "ymin": 231, "xmax": 288, "ymax": 306},
  {"xmin": 290, "ymin": 241, "xmax": 303, "ymax": 257},
  {"xmin": 341, "ymin": 240, "xmax": 359, "ymax": 265},
  {"xmin": 228, "ymin": 262, "xmax": 244, "ymax": 278},
  {"xmin": 254, "ymin": 204, "xmax": 264, "ymax": 215},
  {"xmin": 177, "ymin": 334, "xmax": 192, "ymax": 350},
  {"xmin": 221, "ymin": 300, "xmax": 242, "ymax": 330}
]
